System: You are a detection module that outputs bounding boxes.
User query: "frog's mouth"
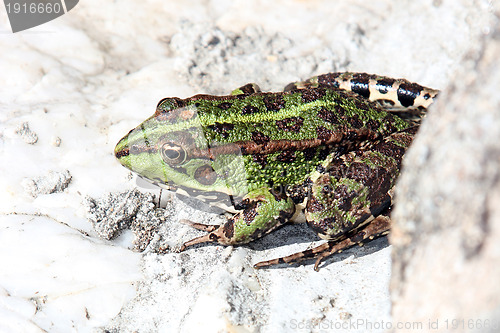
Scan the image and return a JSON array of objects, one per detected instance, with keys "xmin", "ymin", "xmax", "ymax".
[{"xmin": 136, "ymin": 175, "xmax": 241, "ymax": 213}]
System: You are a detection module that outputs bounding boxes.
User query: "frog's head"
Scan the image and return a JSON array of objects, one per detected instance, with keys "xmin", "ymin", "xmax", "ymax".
[{"xmin": 114, "ymin": 99, "xmax": 248, "ymax": 207}]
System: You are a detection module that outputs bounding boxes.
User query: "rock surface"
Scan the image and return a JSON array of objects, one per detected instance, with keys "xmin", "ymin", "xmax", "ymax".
[{"xmin": 391, "ymin": 5, "xmax": 500, "ymax": 332}]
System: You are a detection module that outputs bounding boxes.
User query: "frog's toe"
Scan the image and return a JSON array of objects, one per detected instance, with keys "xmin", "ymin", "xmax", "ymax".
[
  {"xmin": 180, "ymin": 219, "xmax": 236, "ymax": 251},
  {"xmin": 180, "ymin": 233, "xmax": 217, "ymax": 251},
  {"xmin": 180, "ymin": 219, "xmax": 219, "ymax": 232},
  {"xmin": 179, "ymin": 220, "xmax": 223, "ymax": 251},
  {"xmin": 253, "ymin": 242, "xmax": 332, "ymax": 270}
]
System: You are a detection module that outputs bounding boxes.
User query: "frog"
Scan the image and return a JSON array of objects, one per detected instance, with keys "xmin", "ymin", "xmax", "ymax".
[{"xmin": 114, "ymin": 72, "xmax": 438, "ymax": 270}]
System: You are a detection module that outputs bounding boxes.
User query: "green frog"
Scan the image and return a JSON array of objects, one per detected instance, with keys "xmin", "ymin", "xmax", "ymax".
[{"xmin": 114, "ymin": 72, "xmax": 438, "ymax": 270}]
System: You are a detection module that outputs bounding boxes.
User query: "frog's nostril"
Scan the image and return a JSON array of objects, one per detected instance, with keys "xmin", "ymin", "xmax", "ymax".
[
  {"xmin": 114, "ymin": 137, "xmax": 130, "ymax": 159},
  {"xmin": 115, "ymin": 146, "xmax": 130, "ymax": 158}
]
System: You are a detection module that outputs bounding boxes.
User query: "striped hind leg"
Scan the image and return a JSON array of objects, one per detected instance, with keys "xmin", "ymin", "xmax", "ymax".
[
  {"xmin": 254, "ymin": 213, "xmax": 391, "ymax": 271},
  {"xmin": 285, "ymin": 72, "xmax": 438, "ymax": 113}
]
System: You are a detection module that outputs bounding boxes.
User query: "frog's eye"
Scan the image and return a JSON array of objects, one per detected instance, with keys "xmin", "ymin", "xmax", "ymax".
[{"xmin": 160, "ymin": 143, "xmax": 186, "ymax": 165}]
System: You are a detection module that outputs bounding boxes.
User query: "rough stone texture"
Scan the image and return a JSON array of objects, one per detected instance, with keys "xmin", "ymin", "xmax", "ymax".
[
  {"xmin": 391, "ymin": 6, "xmax": 500, "ymax": 332},
  {"xmin": 21, "ymin": 170, "xmax": 72, "ymax": 198},
  {"xmin": 15, "ymin": 122, "xmax": 38, "ymax": 145},
  {"xmin": 169, "ymin": 21, "xmax": 342, "ymax": 95}
]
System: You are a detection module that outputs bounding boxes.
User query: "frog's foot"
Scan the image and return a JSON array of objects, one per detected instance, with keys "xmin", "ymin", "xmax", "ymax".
[
  {"xmin": 179, "ymin": 220, "xmax": 229, "ymax": 251},
  {"xmin": 180, "ymin": 188, "xmax": 295, "ymax": 252},
  {"xmin": 254, "ymin": 214, "xmax": 391, "ymax": 271},
  {"xmin": 178, "ymin": 219, "xmax": 221, "ymax": 251}
]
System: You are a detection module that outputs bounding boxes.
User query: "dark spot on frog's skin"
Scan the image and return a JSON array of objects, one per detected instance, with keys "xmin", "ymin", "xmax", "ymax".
[
  {"xmin": 306, "ymin": 195, "xmax": 325, "ymax": 213},
  {"xmin": 344, "ymin": 162, "xmax": 376, "ymax": 185},
  {"xmin": 316, "ymin": 126, "xmax": 336, "ymax": 142},
  {"xmin": 373, "ymin": 140, "xmax": 406, "ymax": 166},
  {"xmin": 155, "ymin": 97, "xmax": 185, "ymax": 115},
  {"xmin": 317, "ymin": 73, "xmax": 341, "ymax": 88},
  {"xmin": 348, "ymin": 114, "xmax": 363, "ymax": 129},
  {"xmin": 350, "ymin": 76, "xmax": 370, "ymax": 99},
  {"xmin": 238, "ymin": 83, "xmax": 260, "ymax": 95},
  {"xmin": 335, "ymin": 104, "xmax": 346, "ymax": 116},
  {"xmin": 221, "ymin": 220, "xmax": 234, "ymax": 240},
  {"xmin": 318, "ymin": 147, "xmax": 332, "ymax": 161},
  {"xmin": 243, "ymin": 204, "xmax": 259, "ymax": 226},
  {"xmin": 397, "ymin": 82, "xmax": 423, "ymax": 107},
  {"xmin": 286, "ymin": 183, "xmax": 308, "ymax": 204},
  {"xmin": 209, "ymin": 233, "xmax": 221, "ymax": 242},
  {"xmin": 303, "ymin": 147, "xmax": 317, "ymax": 161},
  {"xmin": 276, "ymin": 150, "xmax": 296, "ymax": 163},
  {"xmin": 270, "ymin": 185, "xmax": 288, "ymax": 202},
  {"xmin": 300, "ymin": 88, "xmax": 326, "ymax": 103},
  {"xmin": 217, "ymin": 102, "xmax": 233, "ymax": 110},
  {"xmin": 393, "ymin": 127, "xmax": 418, "ymax": 146},
  {"xmin": 263, "ymin": 94, "xmax": 285, "ymax": 112},
  {"xmin": 322, "ymin": 184, "xmax": 332, "ymax": 195},
  {"xmin": 115, "ymin": 147, "xmax": 129, "ymax": 158},
  {"xmin": 208, "ymin": 122, "xmax": 234, "ymax": 138},
  {"xmin": 380, "ymin": 114, "xmax": 399, "ymax": 133},
  {"xmin": 350, "ymin": 230, "xmax": 366, "ymax": 243},
  {"xmin": 194, "ymin": 165, "xmax": 218, "ymax": 185},
  {"xmin": 317, "ymin": 107, "xmax": 340, "ymax": 124},
  {"xmin": 352, "ymin": 97, "xmax": 372, "ymax": 113},
  {"xmin": 332, "ymin": 184, "xmax": 356, "ymax": 211},
  {"xmin": 343, "ymin": 162, "xmax": 393, "ymax": 205},
  {"xmin": 252, "ymin": 154, "xmax": 267, "ymax": 167},
  {"xmin": 276, "ymin": 117, "xmax": 304, "ymax": 132},
  {"xmin": 283, "ymin": 82, "xmax": 300, "ymax": 92},
  {"xmin": 248, "ymin": 228, "xmax": 264, "ymax": 241},
  {"xmin": 308, "ymin": 217, "xmax": 337, "ymax": 236},
  {"xmin": 277, "ymin": 208, "xmax": 294, "ymax": 224},
  {"xmin": 375, "ymin": 78, "xmax": 396, "ymax": 94},
  {"xmin": 369, "ymin": 194, "xmax": 391, "ymax": 217},
  {"xmin": 355, "ymin": 212, "xmax": 373, "ymax": 226},
  {"xmin": 365, "ymin": 119, "xmax": 380, "ymax": 131},
  {"xmin": 172, "ymin": 166, "xmax": 187, "ymax": 175},
  {"xmin": 242, "ymin": 104, "xmax": 260, "ymax": 115},
  {"xmin": 126, "ymin": 145, "xmax": 157, "ymax": 156},
  {"xmin": 251, "ymin": 131, "xmax": 270, "ymax": 145},
  {"xmin": 354, "ymin": 73, "xmax": 377, "ymax": 81}
]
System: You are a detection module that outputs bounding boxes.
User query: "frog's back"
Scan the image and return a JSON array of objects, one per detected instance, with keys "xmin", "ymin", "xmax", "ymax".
[{"xmin": 153, "ymin": 87, "xmax": 410, "ymax": 193}]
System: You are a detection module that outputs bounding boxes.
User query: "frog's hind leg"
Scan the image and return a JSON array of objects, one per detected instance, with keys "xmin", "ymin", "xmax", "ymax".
[
  {"xmin": 285, "ymin": 72, "xmax": 439, "ymax": 113},
  {"xmin": 254, "ymin": 213, "xmax": 391, "ymax": 271}
]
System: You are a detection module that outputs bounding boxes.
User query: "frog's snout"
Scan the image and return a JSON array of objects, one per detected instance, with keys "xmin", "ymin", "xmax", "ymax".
[{"xmin": 114, "ymin": 136, "xmax": 130, "ymax": 160}]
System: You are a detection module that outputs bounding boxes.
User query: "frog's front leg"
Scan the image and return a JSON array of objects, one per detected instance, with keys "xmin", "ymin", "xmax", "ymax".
[{"xmin": 180, "ymin": 188, "xmax": 295, "ymax": 250}]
